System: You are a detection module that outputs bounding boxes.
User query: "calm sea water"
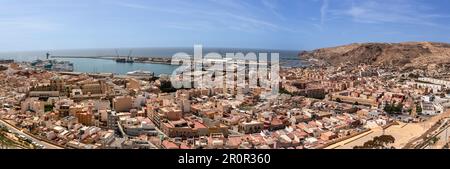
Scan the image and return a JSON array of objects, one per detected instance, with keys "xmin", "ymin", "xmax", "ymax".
[
  {"xmin": 59, "ymin": 58, "xmax": 178, "ymax": 76},
  {"xmin": 0, "ymin": 48, "xmax": 302, "ymax": 75}
]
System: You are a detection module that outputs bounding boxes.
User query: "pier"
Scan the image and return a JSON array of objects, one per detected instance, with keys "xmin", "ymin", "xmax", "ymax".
[
  {"xmin": 51, "ymin": 55, "xmax": 173, "ymax": 65},
  {"xmin": 58, "ymin": 71, "xmax": 155, "ymax": 81}
]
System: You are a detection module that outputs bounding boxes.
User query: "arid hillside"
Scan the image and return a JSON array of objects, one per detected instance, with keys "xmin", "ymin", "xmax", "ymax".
[{"xmin": 299, "ymin": 42, "xmax": 450, "ymax": 69}]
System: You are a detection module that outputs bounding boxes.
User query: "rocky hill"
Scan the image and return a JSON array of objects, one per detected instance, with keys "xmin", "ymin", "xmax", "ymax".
[{"xmin": 299, "ymin": 42, "xmax": 450, "ymax": 69}]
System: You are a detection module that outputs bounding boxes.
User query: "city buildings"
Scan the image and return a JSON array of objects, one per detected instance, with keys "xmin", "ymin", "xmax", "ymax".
[{"xmin": 1, "ymin": 61, "xmax": 449, "ymax": 149}]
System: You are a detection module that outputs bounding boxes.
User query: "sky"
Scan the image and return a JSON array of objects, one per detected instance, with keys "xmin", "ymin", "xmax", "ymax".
[{"xmin": 0, "ymin": 0, "xmax": 450, "ymax": 51}]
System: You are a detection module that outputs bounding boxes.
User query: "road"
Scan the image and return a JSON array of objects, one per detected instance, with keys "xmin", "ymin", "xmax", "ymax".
[
  {"xmin": 325, "ymin": 130, "xmax": 373, "ymax": 149},
  {"xmin": 327, "ymin": 111, "xmax": 450, "ymax": 149},
  {"xmin": 423, "ymin": 119, "xmax": 450, "ymax": 149},
  {"xmin": 0, "ymin": 119, "xmax": 63, "ymax": 149},
  {"xmin": 437, "ymin": 126, "xmax": 450, "ymax": 148},
  {"xmin": 428, "ymin": 127, "xmax": 450, "ymax": 149},
  {"xmin": 0, "ymin": 142, "xmax": 22, "ymax": 149},
  {"xmin": 328, "ymin": 123, "xmax": 428, "ymax": 149},
  {"xmin": 333, "ymin": 128, "xmax": 385, "ymax": 149},
  {"xmin": 406, "ymin": 112, "xmax": 450, "ymax": 148}
]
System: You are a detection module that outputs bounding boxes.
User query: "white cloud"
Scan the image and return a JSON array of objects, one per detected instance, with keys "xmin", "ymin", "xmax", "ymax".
[
  {"xmin": 330, "ymin": 0, "xmax": 449, "ymax": 27},
  {"xmin": 0, "ymin": 17, "xmax": 62, "ymax": 32},
  {"xmin": 111, "ymin": 0, "xmax": 293, "ymax": 33},
  {"xmin": 206, "ymin": 0, "xmax": 248, "ymax": 10},
  {"xmin": 261, "ymin": 0, "xmax": 286, "ymax": 20},
  {"xmin": 115, "ymin": 2, "xmax": 148, "ymax": 9},
  {"xmin": 111, "ymin": 1, "xmax": 186, "ymax": 14}
]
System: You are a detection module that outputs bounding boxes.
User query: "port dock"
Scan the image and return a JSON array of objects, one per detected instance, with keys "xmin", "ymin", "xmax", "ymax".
[{"xmin": 51, "ymin": 55, "xmax": 173, "ymax": 65}]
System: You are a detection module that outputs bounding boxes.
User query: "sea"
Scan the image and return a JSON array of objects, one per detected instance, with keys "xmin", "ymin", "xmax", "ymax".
[{"xmin": 0, "ymin": 48, "xmax": 303, "ymax": 75}]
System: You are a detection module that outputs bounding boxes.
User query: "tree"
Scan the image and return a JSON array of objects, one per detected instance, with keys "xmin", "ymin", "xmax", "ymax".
[
  {"xmin": 416, "ymin": 105, "xmax": 423, "ymax": 114},
  {"xmin": 384, "ymin": 103, "xmax": 403, "ymax": 115},
  {"xmin": 44, "ymin": 104, "xmax": 54, "ymax": 112},
  {"xmin": 0, "ymin": 134, "xmax": 12, "ymax": 149},
  {"xmin": 384, "ymin": 104, "xmax": 394, "ymax": 114},
  {"xmin": 375, "ymin": 135, "xmax": 395, "ymax": 146},
  {"xmin": 279, "ymin": 87, "xmax": 292, "ymax": 95},
  {"xmin": 159, "ymin": 80, "xmax": 178, "ymax": 93},
  {"xmin": 354, "ymin": 135, "xmax": 396, "ymax": 149},
  {"xmin": 396, "ymin": 103, "xmax": 403, "ymax": 113},
  {"xmin": 431, "ymin": 137, "xmax": 440, "ymax": 144},
  {"xmin": 363, "ymin": 140, "xmax": 377, "ymax": 148}
]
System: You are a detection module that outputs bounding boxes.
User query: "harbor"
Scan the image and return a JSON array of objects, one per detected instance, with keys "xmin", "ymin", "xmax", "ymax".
[
  {"xmin": 51, "ymin": 55, "xmax": 173, "ymax": 65},
  {"xmin": 57, "ymin": 71, "xmax": 154, "ymax": 80},
  {"xmin": 25, "ymin": 51, "xmax": 179, "ymax": 76}
]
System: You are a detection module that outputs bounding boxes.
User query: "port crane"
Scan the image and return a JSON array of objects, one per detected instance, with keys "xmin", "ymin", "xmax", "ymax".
[{"xmin": 115, "ymin": 49, "xmax": 134, "ymax": 63}]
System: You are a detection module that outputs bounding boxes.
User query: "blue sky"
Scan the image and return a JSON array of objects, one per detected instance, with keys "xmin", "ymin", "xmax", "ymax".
[{"xmin": 1, "ymin": 0, "xmax": 450, "ymax": 51}]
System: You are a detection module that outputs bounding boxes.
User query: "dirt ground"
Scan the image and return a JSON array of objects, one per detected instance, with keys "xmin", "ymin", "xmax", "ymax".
[{"xmin": 326, "ymin": 111, "xmax": 450, "ymax": 149}]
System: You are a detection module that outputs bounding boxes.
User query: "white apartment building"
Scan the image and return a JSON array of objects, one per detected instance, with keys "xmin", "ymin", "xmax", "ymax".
[{"xmin": 418, "ymin": 77, "xmax": 450, "ymax": 88}]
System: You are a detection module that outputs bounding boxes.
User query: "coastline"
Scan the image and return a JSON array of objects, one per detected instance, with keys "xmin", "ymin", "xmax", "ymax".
[
  {"xmin": 51, "ymin": 56, "xmax": 173, "ymax": 65},
  {"xmin": 51, "ymin": 55, "xmax": 306, "ymax": 68}
]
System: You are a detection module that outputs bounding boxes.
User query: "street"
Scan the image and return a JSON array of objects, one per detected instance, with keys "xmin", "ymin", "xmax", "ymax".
[
  {"xmin": 328, "ymin": 123, "xmax": 426, "ymax": 149},
  {"xmin": 0, "ymin": 119, "xmax": 63, "ymax": 149},
  {"xmin": 326, "ymin": 111, "xmax": 450, "ymax": 149},
  {"xmin": 423, "ymin": 119, "xmax": 450, "ymax": 149}
]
